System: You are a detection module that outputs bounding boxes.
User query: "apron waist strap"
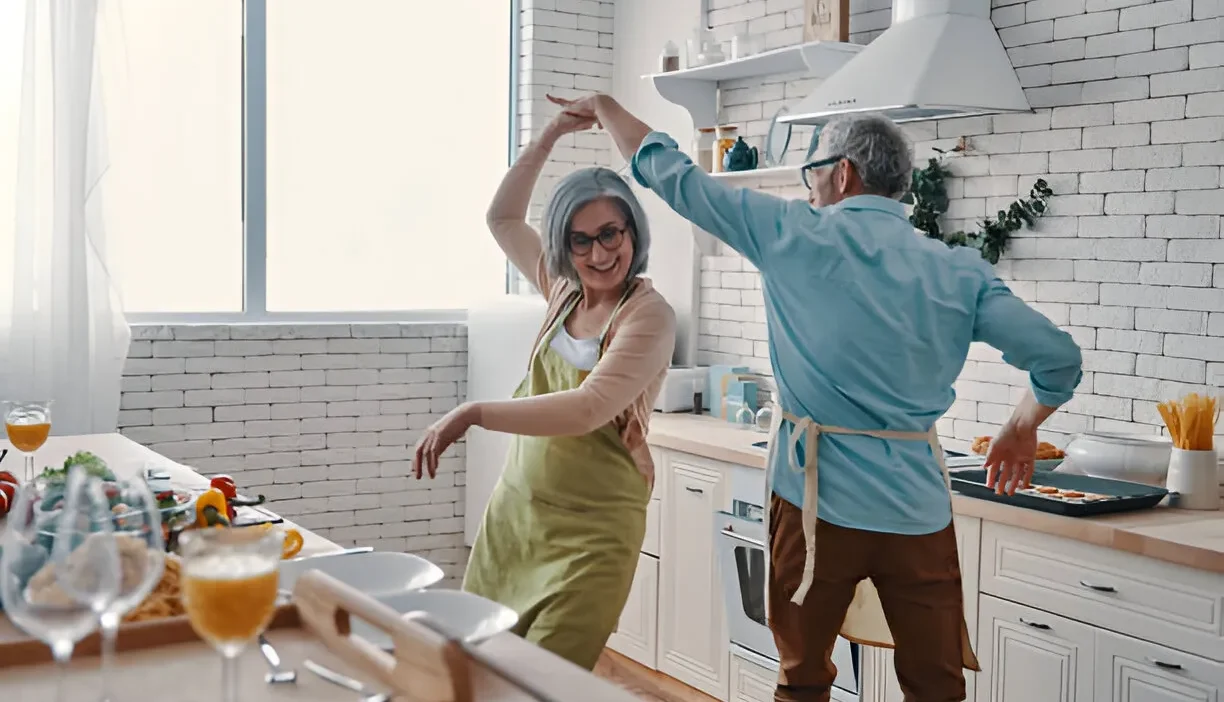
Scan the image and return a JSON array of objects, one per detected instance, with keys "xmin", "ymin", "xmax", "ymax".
[{"xmin": 767, "ymin": 410, "xmax": 947, "ymax": 607}]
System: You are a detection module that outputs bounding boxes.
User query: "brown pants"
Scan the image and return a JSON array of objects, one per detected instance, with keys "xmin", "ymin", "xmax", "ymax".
[{"xmin": 768, "ymin": 495, "xmax": 968, "ymax": 702}]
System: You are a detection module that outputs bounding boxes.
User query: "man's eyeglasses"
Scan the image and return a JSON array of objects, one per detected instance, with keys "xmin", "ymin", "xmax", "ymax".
[
  {"xmin": 800, "ymin": 155, "xmax": 846, "ymax": 189},
  {"xmin": 569, "ymin": 227, "xmax": 626, "ymax": 255}
]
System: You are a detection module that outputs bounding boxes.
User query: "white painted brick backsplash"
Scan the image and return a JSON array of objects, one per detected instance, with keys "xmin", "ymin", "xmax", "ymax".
[{"xmin": 690, "ymin": 1, "xmax": 1224, "ymax": 449}]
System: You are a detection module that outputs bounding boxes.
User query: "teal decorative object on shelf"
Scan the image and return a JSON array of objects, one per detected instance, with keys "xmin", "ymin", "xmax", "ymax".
[{"xmin": 724, "ymin": 137, "xmax": 759, "ymax": 172}]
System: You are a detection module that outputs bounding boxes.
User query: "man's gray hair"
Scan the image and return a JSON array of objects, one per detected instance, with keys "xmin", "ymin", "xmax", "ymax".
[
  {"xmin": 543, "ymin": 167, "xmax": 650, "ymax": 285},
  {"xmin": 819, "ymin": 114, "xmax": 913, "ymax": 199}
]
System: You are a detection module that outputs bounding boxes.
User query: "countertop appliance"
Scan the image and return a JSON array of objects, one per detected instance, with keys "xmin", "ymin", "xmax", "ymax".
[
  {"xmin": 464, "ymin": 295, "xmax": 548, "ymax": 545},
  {"xmin": 716, "ymin": 463, "xmax": 859, "ymax": 701},
  {"xmin": 654, "ymin": 366, "xmax": 706, "ymax": 413}
]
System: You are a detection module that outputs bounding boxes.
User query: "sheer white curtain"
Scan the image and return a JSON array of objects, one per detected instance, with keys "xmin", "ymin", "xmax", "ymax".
[{"xmin": 0, "ymin": 0, "xmax": 130, "ymax": 435}]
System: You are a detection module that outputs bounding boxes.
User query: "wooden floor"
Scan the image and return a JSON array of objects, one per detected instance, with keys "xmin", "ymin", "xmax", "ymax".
[{"xmin": 594, "ymin": 650, "xmax": 720, "ymax": 702}]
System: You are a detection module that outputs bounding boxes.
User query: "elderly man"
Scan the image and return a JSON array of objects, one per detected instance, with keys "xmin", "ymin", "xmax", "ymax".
[{"xmin": 553, "ymin": 95, "xmax": 1082, "ymax": 702}]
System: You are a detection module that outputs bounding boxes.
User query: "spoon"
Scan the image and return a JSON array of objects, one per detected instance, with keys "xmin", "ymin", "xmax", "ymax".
[{"xmin": 258, "ymin": 634, "xmax": 297, "ymax": 684}]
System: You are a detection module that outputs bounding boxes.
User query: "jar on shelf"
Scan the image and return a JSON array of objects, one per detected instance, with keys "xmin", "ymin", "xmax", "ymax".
[
  {"xmin": 694, "ymin": 127, "xmax": 717, "ymax": 172},
  {"xmin": 659, "ymin": 41, "xmax": 680, "ymax": 73},
  {"xmin": 714, "ymin": 125, "xmax": 738, "ymax": 173}
]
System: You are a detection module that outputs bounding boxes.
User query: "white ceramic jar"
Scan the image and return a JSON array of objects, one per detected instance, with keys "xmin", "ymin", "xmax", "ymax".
[{"xmin": 1063, "ymin": 431, "xmax": 1172, "ymax": 486}]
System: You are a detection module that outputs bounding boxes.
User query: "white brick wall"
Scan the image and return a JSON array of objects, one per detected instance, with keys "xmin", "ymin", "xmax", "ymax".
[
  {"xmin": 513, "ymin": 0, "xmax": 617, "ymax": 294},
  {"xmin": 121, "ymin": 323, "xmax": 469, "ymax": 585},
  {"xmin": 693, "ymin": 0, "xmax": 1224, "ymax": 453}
]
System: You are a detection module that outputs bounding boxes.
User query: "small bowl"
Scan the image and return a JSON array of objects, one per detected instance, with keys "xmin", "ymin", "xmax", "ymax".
[
  {"xmin": 353, "ymin": 590, "xmax": 519, "ymax": 650},
  {"xmin": 279, "ymin": 551, "xmax": 443, "ymax": 596}
]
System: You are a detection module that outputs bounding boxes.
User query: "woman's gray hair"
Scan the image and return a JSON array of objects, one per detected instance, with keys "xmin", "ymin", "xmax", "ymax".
[
  {"xmin": 820, "ymin": 114, "xmax": 913, "ymax": 199},
  {"xmin": 543, "ymin": 167, "xmax": 650, "ymax": 285}
]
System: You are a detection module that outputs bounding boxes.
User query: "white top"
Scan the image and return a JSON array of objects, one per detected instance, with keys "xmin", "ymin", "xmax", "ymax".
[{"xmin": 549, "ymin": 324, "xmax": 600, "ymax": 372}]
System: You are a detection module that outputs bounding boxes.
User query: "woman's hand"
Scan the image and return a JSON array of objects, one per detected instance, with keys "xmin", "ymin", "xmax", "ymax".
[
  {"xmin": 413, "ymin": 403, "xmax": 480, "ymax": 479},
  {"xmin": 983, "ymin": 420, "xmax": 1038, "ymax": 496},
  {"xmin": 545, "ymin": 94, "xmax": 599, "ymax": 137},
  {"xmin": 546, "ymin": 93, "xmax": 608, "ymax": 127}
]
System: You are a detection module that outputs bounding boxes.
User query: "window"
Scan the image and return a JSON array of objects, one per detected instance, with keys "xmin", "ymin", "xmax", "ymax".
[
  {"xmin": 1, "ymin": 1, "xmax": 515, "ymax": 320},
  {"xmin": 264, "ymin": 1, "xmax": 510, "ymax": 312}
]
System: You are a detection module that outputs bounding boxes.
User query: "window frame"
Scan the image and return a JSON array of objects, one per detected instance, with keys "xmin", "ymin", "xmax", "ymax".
[{"xmin": 125, "ymin": 0, "xmax": 519, "ymax": 324}]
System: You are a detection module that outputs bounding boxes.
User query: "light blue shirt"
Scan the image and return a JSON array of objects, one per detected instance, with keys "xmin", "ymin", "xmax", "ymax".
[{"xmin": 632, "ymin": 132, "xmax": 1083, "ymax": 535}]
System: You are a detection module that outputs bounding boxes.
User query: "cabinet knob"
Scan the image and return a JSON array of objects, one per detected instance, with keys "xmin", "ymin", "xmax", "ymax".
[
  {"xmin": 1018, "ymin": 618, "xmax": 1050, "ymax": 631},
  {"xmin": 1145, "ymin": 657, "xmax": 1183, "ymax": 671},
  {"xmin": 1079, "ymin": 580, "xmax": 1117, "ymax": 593},
  {"xmin": 685, "ymin": 486, "xmax": 704, "ymax": 495}
]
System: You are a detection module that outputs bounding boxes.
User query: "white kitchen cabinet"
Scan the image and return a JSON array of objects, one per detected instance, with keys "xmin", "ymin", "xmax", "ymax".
[
  {"xmin": 976, "ymin": 594, "xmax": 1096, "ymax": 702},
  {"xmin": 608, "ymin": 553, "xmax": 659, "ymax": 669},
  {"xmin": 1094, "ymin": 628, "xmax": 1224, "ymax": 702},
  {"xmin": 658, "ymin": 455, "xmax": 730, "ymax": 700},
  {"xmin": 729, "ymin": 651, "xmax": 777, "ymax": 702}
]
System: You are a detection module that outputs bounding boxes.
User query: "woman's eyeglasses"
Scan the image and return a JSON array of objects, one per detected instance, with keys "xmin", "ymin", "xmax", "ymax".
[
  {"xmin": 569, "ymin": 227, "xmax": 626, "ymax": 255},
  {"xmin": 800, "ymin": 155, "xmax": 846, "ymax": 189}
]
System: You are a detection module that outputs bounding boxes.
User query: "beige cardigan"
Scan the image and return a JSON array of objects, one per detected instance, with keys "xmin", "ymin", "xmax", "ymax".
[{"xmin": 476, "ymin": 253, "xmax": 675, "ymax": 486}]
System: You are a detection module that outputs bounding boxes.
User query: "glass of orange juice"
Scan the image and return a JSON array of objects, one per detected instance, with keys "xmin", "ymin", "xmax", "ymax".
[
  {"xmin": 4, "ymin": 400, "xmax": 52, "ymax": 482},
  {"xmin": 179, "ymin": 526, "xmax": 284, "ymax": 702}
]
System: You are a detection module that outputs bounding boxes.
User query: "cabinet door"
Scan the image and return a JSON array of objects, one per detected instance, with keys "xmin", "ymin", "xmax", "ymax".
[
  {"xmin": 658, "ymin": 459, "xmax": 728, "ymax": 700},
  {"xmin": 1095, "ymin": 628, "xmax": 1224, "ymax": 702},
  {"xmin": 977, "ymin": 594, "xmax": 1095, "ymax": 702},
  {"xmin": 607, "ymin": 554, "xmax": 659, "ymax": 669},
  {"xmin": 729, "ymin": 651, "xmax": 777, "ymax": 702},
  {"xmin": 956, "ymin": 514, "xmax": 982, "ymax": 702}
]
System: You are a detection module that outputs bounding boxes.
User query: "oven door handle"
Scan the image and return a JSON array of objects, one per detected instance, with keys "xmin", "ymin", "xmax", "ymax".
[{"xmin": 720, "ymin": 527, "xmax": 766, "ymax": 549}]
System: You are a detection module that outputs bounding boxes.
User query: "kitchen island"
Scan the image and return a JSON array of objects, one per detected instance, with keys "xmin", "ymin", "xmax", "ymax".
[
  {"xmin": 0, "ymin": 434, "xmax": 646, "ymax": 701},
  {"xmin": 616, "ymin": 413, "xmax": 1224, "ymax": 702}
]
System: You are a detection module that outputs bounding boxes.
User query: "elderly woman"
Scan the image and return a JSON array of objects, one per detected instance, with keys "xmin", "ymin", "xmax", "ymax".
[{"xmin": 411, "ymin": 101, "xmax": 675, "ymax": 670}]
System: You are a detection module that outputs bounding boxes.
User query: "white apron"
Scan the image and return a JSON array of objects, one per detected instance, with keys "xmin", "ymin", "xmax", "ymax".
[{"xmin": 762, "ymin": 407, "xmax": 980, "ymax": 670}]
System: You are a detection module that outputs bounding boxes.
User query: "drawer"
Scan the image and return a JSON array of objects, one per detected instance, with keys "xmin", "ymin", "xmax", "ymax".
[
  {"xmin": 729, "ymin": 649, "xmax": 777, "ymax": 702},
  {"xmin": 1096, "ymin": 628, "xmax": 1224, "ymax": 701},
  {"xmin": 643, "ymin": 498, "xmax": 661, "ymax": 557},
  {"xmin": 980, "ymin": 522, "xmax": 1224, "ymax": 662}
]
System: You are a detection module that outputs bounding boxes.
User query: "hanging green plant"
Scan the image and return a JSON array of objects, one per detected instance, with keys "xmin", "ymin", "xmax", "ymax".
[{"xmin": 909, "ymin": 147, "xmax": 1054, "ymax": 265}]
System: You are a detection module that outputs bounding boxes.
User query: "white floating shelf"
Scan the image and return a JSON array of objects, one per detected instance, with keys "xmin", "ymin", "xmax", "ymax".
[
  {"xmin": 710, "ymin": 165, "xmax": 803, "ymax": 186},
  {"xmin": 644, "ymin": 41, "xmax": 863, "ymax": 129}
]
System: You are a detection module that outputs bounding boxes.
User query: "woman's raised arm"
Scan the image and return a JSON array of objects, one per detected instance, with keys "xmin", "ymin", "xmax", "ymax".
[{"xmin": 486, "ymin": 111, "xmax": 596, "ymax": 296}]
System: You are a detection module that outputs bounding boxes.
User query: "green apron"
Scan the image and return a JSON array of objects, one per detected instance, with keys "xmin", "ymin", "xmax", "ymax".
[{"xmin": 463, "ymin": 288, "xmax": 650, "ymax": 671}]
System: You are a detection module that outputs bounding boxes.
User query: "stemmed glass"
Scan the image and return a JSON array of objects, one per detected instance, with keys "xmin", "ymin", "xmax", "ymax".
[
  {"xmin": 90, "ymin": 476, "xmax": 166, "ymax": 702},
  {"xmin": 179, "ymin": 526, "xmax": 285, "ymax": 702},
  {"xmin": 4, "ymin": 400, "xmax": 52, "ymax": 482},
  {"xmin": 0, "ymin": 468, "xmax": 121, "ymax": 702}
]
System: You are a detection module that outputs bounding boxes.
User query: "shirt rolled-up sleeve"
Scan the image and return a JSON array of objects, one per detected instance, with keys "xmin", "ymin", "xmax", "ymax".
[
  {"xmin": 631, "ymin": 131, "xmax": 801, "ymax": 269},
  {"xmin": 973, "ymin": 276, "xmax": 1083, "ymax": 407}
]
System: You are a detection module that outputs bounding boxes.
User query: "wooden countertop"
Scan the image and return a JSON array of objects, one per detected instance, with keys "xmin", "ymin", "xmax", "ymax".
[
  {"xmin": 0, "ymin": 434, "xmax": 644, "ymax": 701},
  {"xmin": 648, "ymin": 413, "xmax": 1224, "ymax": 574}
]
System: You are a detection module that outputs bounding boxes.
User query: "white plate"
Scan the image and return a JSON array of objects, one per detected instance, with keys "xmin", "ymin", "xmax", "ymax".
[
  {"xmin": 352, "ymin": 590, "xmax": 519, "ymax": 650},
  {"xmin": 279, "ymin": 551, "xmax": 443, "ymax": 596}
]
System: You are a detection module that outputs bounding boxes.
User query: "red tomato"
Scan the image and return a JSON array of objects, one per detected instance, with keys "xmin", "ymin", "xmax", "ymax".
[
  {"xmin": 0, "ymin": 470, "xmax": 18, "ymax": 486},
  {"xmin": 209, "ymin": 475, "xmax": 238, "ymax": 499}
]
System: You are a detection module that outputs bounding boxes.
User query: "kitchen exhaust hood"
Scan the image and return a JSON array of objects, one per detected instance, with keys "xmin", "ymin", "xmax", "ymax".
[{"xmin": 780, "ymin": 0, "xmax": 1031, "ymax": 126}]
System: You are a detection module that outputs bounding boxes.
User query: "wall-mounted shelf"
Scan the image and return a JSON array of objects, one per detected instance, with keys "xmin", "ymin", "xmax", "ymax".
[
  {"xmin": 643, "ymin": 41, "xmax": 863, "ymax": 129},
  {"xmin": 710, "ymin": 165, "xmax": 803, "ymax": 186}
]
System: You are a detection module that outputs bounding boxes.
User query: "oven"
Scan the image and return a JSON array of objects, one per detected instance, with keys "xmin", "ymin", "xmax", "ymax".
[{"xmin": 715, "ymin": 463, "xmax": 859, "ymax": 701}]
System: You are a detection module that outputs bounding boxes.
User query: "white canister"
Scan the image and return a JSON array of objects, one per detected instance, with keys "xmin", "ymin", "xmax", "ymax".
[{"xmin": 1167, "ymin": 448, "xmax": 1220, "ymax": 510}]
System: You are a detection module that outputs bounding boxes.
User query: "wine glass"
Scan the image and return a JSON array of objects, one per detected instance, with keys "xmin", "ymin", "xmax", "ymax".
[
  {"xmin": 179, "ymin": 526, "xmax": 285, "ymax": 702},
  {"xmin": 0, "ymin": 470, "xmax": 120, "ymax": 702},
  {"xmin": 91, "ymin": 476, "xmax": 166, "ymax": 702},
  {"xmin": 4, "ymin": 400, "xmax": 52, "ymax": 482}
]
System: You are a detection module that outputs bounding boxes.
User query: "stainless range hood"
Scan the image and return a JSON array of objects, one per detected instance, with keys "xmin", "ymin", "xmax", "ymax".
[{"xmin": 781, "ymin": 0, "xmax": 1031, "ymax": 126}]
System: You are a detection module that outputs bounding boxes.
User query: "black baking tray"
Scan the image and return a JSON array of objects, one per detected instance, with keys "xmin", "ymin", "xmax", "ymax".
[{"xmin": 950, "ymin": 469, "xmax": 1168, "ymax": 517}]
